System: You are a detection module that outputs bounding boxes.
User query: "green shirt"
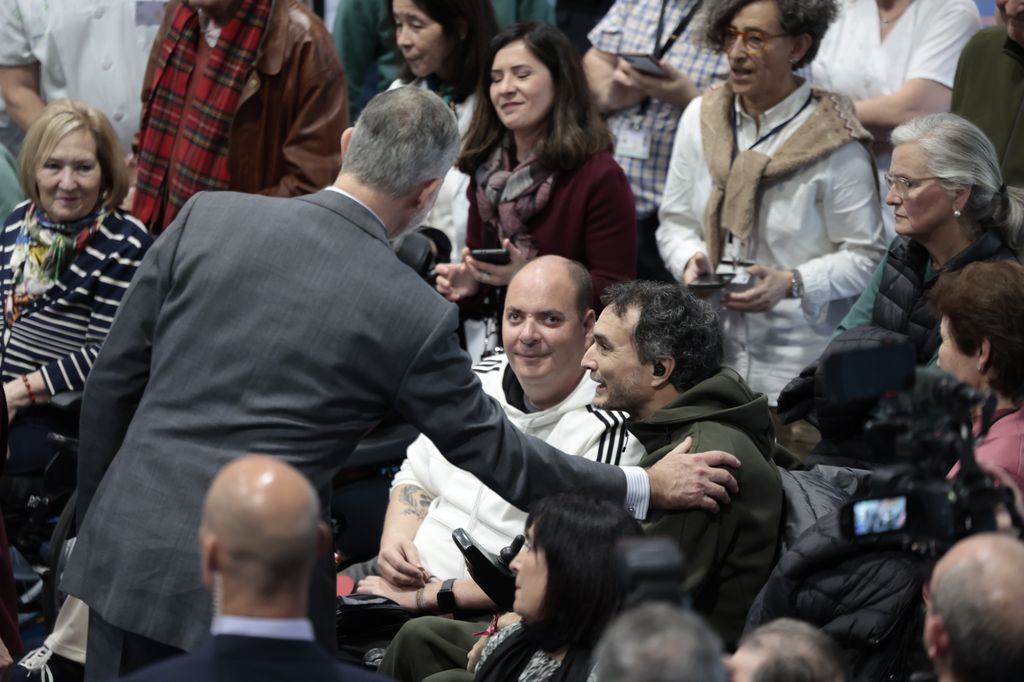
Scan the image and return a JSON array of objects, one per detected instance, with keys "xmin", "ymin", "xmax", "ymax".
[
  {"xmin": 0, "ymin": 144, "xmax": 22, "ymax": 220},
  {"xmin": 951, "ymin": 27, "xmax": 1024, "ymax": 189}
]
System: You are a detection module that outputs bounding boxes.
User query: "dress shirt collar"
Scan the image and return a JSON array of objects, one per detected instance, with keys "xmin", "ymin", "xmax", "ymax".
[
  {"xmin": 324, "ymin": 186, "xmax": 387, "ymax": 232},
  {"xmin": 211, "ymin": 615, "xmax": 315, "ymax": 642},
  {"xmin": 733, "ymin": 79, "xmax": 812, "ymax": 133}
]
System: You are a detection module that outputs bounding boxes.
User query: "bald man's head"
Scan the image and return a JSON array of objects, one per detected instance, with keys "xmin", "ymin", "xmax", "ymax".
[
  {"xmin": 927, "ymin": 534, "xmax": 1024, "ymax": 682},
  {"xmin": 200, "ymin": 455, "xmax": 324, "ymax": 601},
  {"xmin": 508, "ymin": 256, "xmax": 593, "ymax": 321}
]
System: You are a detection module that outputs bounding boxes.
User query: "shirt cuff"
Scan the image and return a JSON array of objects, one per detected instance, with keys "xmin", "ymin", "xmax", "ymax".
[{"xmin": 621, "ymin": 466, "xmax": 651, "ymax": 521}]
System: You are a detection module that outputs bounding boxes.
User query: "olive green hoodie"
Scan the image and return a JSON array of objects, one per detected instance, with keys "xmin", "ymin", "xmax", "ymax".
[{"xmin": 628, "ymin": 367, "xmax": 782, "ymax": 648}]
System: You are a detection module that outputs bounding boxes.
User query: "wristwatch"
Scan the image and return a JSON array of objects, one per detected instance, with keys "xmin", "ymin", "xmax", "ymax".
[
  {"xmin": 437, "ymin": 578, "xmax": 457, "ymax": 613},
  {"xmin": 789, "ymin": 269, "xmax": 804, "ymax": 299}
]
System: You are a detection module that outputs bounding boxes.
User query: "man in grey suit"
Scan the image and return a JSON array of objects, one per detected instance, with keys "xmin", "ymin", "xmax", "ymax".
[{"xmin": 62, "ymin": 86, "xmax": 740, "ymax": 680}]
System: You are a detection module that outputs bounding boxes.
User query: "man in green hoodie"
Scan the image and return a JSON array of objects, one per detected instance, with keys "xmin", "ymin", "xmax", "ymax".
[{"xmin": 582, "ymin": 280, "xmax": 783, "ymax": 649}]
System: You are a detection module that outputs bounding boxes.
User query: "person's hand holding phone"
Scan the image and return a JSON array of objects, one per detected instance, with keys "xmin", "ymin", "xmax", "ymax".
[
  {"xmin": 722, "ymin": 264, "xmax": 793, "ymax": 313},
  {"xmin": 464, "ymin": 239, "xmax": 528, "ymax": 287},
  {"xmin": 682, "ymin": 251, "xmax": 719, "ymax": 299},
  {"xmin": 615, "ymin": 57, "xmax": 700, "ymax": 109}
]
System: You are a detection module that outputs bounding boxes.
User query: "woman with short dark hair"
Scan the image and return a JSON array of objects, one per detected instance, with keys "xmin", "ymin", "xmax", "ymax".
[
  {"xmin": 437, "ymin": 22, "xmax": 637, "ymax": 358},
  {"xmin": 471, "ymin": 494, "xmax": 642, "ymax": 681},
  {"xmin": 932, "ymin": 260, "xmax": 1024, "ymax": 492}
]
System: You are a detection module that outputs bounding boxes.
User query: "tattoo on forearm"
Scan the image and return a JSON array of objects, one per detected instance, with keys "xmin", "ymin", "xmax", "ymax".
[{"xmin": 398, "ymin": 485, "xmax": 433, "ymax": 521}]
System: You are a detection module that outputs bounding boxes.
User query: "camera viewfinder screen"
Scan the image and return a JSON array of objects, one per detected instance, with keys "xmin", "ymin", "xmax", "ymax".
[{"xmin": 853, "ymin": 496, "xmax": 908, "ymax": 536}]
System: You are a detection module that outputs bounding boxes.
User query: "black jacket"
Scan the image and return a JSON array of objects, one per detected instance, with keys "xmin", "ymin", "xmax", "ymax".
[{"xmin": 745, "ymin": 511, "xmax": 928, "ymax": 681}]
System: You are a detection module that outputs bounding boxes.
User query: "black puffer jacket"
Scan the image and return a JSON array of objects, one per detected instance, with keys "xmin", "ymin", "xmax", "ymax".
[
  {"xmin": 778, "ymin": 230, "xmax": 1017, "ymax": 467},
  {"xmin": 746, "ymin": 510, "xmax": 928, "ymax": 681},
  {"xmin": 872, "ymin": 230, "xmax": 1015, "ymax": 363}
]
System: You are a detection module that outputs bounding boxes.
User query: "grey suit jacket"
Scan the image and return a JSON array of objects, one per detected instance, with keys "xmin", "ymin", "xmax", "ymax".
[{"xmin": 62, "ymin": 189, "xmax": 625, "ymax": 651}]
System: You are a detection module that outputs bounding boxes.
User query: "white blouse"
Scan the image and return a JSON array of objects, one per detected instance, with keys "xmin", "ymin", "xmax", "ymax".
[{"xmin": 810, "ymin": 0, "xmax": 981, "ymax": 101}]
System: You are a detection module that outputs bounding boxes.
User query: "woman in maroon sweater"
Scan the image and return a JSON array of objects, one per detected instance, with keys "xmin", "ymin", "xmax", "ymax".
[{"xmin": 436, "ymin": 22, "xmax": 636, "ymax": 347}]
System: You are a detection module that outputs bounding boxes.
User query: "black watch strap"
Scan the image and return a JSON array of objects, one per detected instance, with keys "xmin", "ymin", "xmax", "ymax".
[{"xmin": 437, "ymin": 578, "xmax": 457, "ymax": 613}]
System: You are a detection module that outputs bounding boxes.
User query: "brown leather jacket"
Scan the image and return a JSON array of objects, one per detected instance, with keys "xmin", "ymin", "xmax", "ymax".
[{"xmin": 141, "ymin": 0, "xmax": 348, "ymax": 197}]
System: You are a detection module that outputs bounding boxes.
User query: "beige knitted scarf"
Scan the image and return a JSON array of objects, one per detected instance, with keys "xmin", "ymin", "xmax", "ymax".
[{"xmin": 700, "ymin": 83, "xmax": 872, "ymax": 266}]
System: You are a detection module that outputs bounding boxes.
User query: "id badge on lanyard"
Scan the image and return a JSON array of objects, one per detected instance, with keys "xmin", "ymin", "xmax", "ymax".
[{"xmin": 616, "ymin": 119, "xmax": 651, "ymax": 160}]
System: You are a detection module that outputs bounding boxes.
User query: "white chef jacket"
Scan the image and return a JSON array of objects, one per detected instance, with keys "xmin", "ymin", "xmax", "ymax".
[{"xmin": 0, "ymin": 0, "xmax": 166, "ymax": 153}]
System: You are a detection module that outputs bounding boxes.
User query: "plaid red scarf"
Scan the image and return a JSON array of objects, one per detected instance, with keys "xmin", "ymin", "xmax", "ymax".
[{"xmin": 134, "ymin": 0, "xmax": 271, "ymax": 232}]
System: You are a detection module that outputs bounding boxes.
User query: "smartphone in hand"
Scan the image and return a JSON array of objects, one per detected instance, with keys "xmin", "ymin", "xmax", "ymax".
[
  {"xmin": 687, "ymin": 273, "xmax": 734, "ymax": 290},
  {"xmin": 470, "ymin": 249, "xmax": 511, "ymax": 265},
  {"xmin": 618, "ymin": 53, "xmax": 667, "ymax": 77}
]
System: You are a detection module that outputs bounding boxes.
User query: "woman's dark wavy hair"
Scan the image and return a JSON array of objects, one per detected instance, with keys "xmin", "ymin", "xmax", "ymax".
[
  {"xmin": 458, "ymin": 22, "xmax": 613, "ymax": 175},
  {"xmin": 391, "ymin": 0, "xmax": 498, "ymax": 103},
  {"xmin": 525, "ymin": 494, "xmax": 642, "ymax": 649},
  {"xmin": 701, "ymin": 0, "xmax": 838, "ymax": 70}
]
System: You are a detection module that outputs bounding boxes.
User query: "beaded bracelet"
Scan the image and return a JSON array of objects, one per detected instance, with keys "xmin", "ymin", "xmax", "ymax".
[{"xmin": 20, "ymin": 374, "xmax": 36, "ymax": 406}]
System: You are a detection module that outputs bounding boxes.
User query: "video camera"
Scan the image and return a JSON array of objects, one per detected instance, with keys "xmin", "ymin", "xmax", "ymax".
[{"xmin": 827, "ymin": 344, "xmax": 1023, "ymax": 557}]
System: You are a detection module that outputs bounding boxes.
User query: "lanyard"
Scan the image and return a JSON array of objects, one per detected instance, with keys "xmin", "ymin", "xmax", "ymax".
[
  {"xmin": 729, "ymin": 92, "xmax": 814, "ymax": 164},
  {"xmin": 635, "ymin": 0, "xmax": 703, "ymax": 120},
  {"xmin": 654, "ymin": 0, "xmax": 702, "ymax": 59}
]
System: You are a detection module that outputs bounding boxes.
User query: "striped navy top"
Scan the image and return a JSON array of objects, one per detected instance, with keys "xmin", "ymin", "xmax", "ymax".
[{"xmin": 1, "ymin": 201, "xmax": 153, "ymax": 395}]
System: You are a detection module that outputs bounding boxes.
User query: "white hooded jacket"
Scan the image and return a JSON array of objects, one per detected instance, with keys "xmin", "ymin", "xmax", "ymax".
[{"xmin": 391, "ymin": 352, "xmax": 645, "ymax": 579}]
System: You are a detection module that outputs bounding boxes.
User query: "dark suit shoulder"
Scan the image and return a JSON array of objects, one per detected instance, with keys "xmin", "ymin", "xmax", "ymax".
[{"xmin": 120, "ymin": 636, "xmax": 381, "ymax": 682}]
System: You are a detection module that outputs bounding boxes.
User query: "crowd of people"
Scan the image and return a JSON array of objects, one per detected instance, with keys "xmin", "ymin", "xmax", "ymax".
[{"xmin": 0, "ymin": 0, "xmax": 1020, "ymax": 681}]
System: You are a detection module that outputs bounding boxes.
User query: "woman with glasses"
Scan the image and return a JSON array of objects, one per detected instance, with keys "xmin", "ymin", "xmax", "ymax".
[
  {"xmin": 655, "ymin": 0, "xmax": 886, "ymax": 455},
  {"xmin": 390, "ymin": 0, "xmax": 499, "ymax": 256},
  {"xmin": 833, "ymin": 113, "xmax": 1023, "ymax": 363}
]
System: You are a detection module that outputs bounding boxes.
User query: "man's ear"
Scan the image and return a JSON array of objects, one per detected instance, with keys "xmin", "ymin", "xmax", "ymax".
[
  {"xmin": 316, "ymin": 520, "xmax": 331, "ymax": 557},
  {"xmin": 199, "ymin": 529, "xmax": 220, "ymax": 591},
  {"xmin": 789, "ymin": 33, "xmax": 813, "ymax": 66},
  {"xmin": 650, "ymin": 357, "xmax": 675, "ymax": 388},
  {"xmin": 413, "ymin": 177, "xmax": 443, "ymax": 211},
  {"xmin": 339, "ymin": 127, "xmax": 355, "ymax": 164},
  {"xmin": 924, "ymin": 613, "xmax": 952, "ymax": 672},
  {"xmin": 582, "ymin": 309, "xmax": 597, "ymax": 347}
]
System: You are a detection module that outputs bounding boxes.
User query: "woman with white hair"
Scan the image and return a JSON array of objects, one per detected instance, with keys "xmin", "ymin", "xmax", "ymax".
[{"xmin": 834, "ymin": 112, "xmax": 1024, "ymax": 364}]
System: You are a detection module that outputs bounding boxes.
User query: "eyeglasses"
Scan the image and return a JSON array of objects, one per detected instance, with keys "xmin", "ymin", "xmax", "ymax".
[
  {"xmin": 723, "ymin": 27, "xmax": 789, "ymax": 54},
  {"xmin": 884, "ymin": 173, "xmax": 940, "ymax": 198}
]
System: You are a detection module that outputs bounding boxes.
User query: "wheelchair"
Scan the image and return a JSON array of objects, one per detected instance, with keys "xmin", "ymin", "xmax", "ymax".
[{"xmin": 2, "ymin": 392, "xmax": 82, "ymax": 632}]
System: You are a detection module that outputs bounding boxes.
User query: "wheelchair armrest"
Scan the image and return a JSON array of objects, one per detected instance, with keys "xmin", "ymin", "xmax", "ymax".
[{"xmin": 50, "ymin": 392, "xmax": 83, "ymax": 412}]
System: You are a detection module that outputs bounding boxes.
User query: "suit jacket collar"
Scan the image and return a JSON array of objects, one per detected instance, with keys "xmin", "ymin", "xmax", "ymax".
[
  {"xmin": 199, "ymin": 633, "xmax": 332, "ymax": 661},
  {"xmin": 297, "ymin": 189, "xmax": 390, "ymax": 244}
]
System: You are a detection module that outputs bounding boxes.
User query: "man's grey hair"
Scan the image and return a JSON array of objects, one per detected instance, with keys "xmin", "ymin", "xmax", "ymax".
[
  {"xmin": 601, "ymin": 281, "xmax": 722, "ymax": 392},
  {"xmin": 701, "ymin": 0, "xmax": 839, "ymax": 69},
  {"xmin": 593, "ymin": 603, "xmax": 727, "ymax": 682},
  {"xmin": 931, "ymin": 541, "xmax": 1024, "ymax": 682},
  {"xmin": 740, "ymin": 618, "xmax": 850, "ymax": 682},
  {"xmin": 342, "ymin": 87, "xmax": 460, "ymax": 197},
  {"xmin": 891, "ymin": 113, "xmax": 1024, "ymax": 253}
]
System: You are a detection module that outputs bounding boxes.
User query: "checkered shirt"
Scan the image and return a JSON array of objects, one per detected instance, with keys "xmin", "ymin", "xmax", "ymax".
[{"xmin": 589, "ymin": 0, "xmax": 728, "ymax": 216}]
